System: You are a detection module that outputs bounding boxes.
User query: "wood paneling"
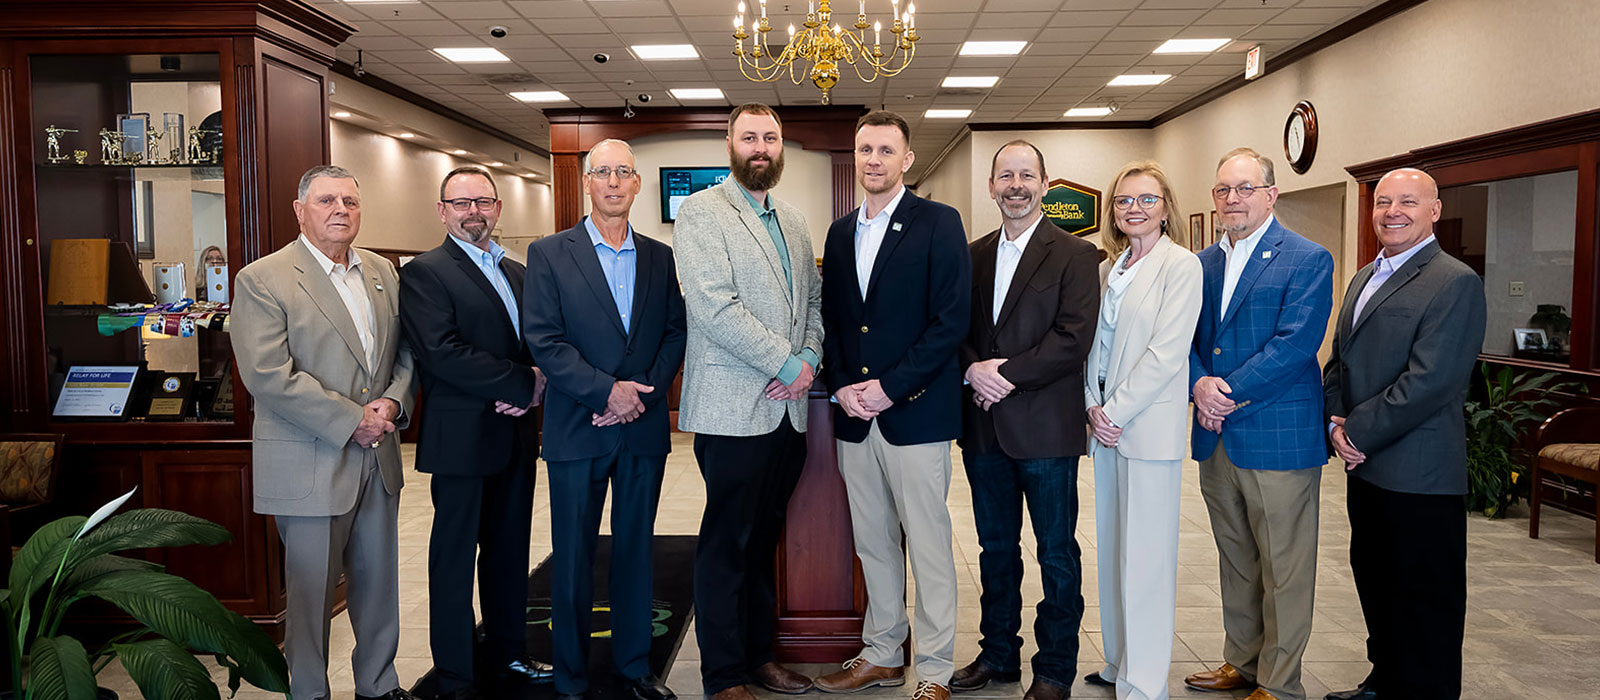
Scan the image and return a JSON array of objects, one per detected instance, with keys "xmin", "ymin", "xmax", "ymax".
[{"xmin": 262, "ymin": 56, "xmax": 326, "ymax": 254}]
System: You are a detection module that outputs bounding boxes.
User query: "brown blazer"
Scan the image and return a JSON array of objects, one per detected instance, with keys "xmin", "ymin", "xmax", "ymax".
[{"xmin": 958, "ymin": 218, "xmax": 1101, "ymax": 459}]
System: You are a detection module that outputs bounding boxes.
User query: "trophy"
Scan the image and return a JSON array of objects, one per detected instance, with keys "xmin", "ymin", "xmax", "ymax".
[
  {"xmin": 44, "ymin": 124, "xmax": 79, "ymax": 164},
  {"xmin": 73, "ymin": 150, "xmax": 87, "ymax": 165},
  {"xmin": 99, "ymin": 128, "xmax": 124, "ymax": 164},
  {"xmin": 144, "ymin": 125, "xmax": 166, "ymax": 164},
  {"xmin": 187, "ymin": 126, "xmax": 209, "ymax": 164},
  {"xmin": 163, "ymin": 113, "xmax": 185, "ymax": 164}
]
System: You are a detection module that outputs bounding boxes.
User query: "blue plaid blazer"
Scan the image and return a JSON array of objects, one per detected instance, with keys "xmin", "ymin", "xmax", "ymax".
[{"xmin": 1189, "ymin": 217, "xmax": 1334, "ymax": 470}]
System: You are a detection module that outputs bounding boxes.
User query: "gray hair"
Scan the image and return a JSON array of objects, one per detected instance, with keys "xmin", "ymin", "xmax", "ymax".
[
  {"xmin": 298, "ymin": 165, "xmax": 359, "ymax": 201},
  {"xmin": 583, "ymin": 139, "xmax": 636, "ymax": 172},
  {"xmin": 1215, "ymin": 147, "xmax": 1275, "ymax": 187}
]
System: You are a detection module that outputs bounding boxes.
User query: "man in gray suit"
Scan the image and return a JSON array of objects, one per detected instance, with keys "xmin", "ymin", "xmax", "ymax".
[
  {"xmin": 674, "ymin": 102, "xmax": 823, "ymax": 700},
  {"xmin": 1321, "ymin": 168, "xmax": 1485, "ymax": 700},
  {"xmin": 233, "ymin": 165, "xmax": 417, "ymax": 700}
]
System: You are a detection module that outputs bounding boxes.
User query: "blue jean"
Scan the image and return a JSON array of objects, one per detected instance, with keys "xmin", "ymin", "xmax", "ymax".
[{"xmin": 961, "ymin": 451, "xmax": 1085, "ymax": 687}]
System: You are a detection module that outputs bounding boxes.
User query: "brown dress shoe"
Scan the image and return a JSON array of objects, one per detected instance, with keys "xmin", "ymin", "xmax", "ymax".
[
  {"xmin": 1184, "ymin": 663, "xmax": 1255, "ymax": 692},
  {"xmin": 911, "ymin": 681, "xmax": 951, "ymax": 700},
  {"xmin": 1021, "ymin": 678, "xmax": 1069, "ymax": 700},
  {"xmin": 753, "ymin": 662, "xmax": 815, "ymax": 695},
  {"xmin": 950, "ymin": 659, "xmax": 1021, "ymax": 692},
  {"xmin": 710, "ymin": 686, "xmax": 756, "ymax": 700},
  {"xmin": 814, "ymin": 658, "xmax": 906, "ymax": 693},
  {"xmin": 1243, "ymin": 690, "xmax": 1281, "ymax": 700}
]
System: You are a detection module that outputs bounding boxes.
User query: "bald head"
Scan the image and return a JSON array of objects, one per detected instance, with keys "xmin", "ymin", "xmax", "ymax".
[{"xmin": 1372, "ymin": 167, "xmax": 1441, "ymax": 257}]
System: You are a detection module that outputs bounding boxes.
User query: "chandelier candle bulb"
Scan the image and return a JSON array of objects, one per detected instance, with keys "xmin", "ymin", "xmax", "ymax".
[
  {"xmin": 874, "ymin": 20, "xmax": 881, "ymax": 45},
  {"xmin": 761, "ymin": 0, "xmax": 767, "ymax": 18}
]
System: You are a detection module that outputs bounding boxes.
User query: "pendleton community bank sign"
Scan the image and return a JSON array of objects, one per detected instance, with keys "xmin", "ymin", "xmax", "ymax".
[{"xmin": 1042, "ymin": 179, "xmax": 1101, "ymax": 236}]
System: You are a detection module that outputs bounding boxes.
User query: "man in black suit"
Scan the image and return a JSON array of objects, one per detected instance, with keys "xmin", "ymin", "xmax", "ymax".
[
  {"xmin": 523, "ymin": 138, "xmax": 687, "ymax": 700},
  {"xmin": 398, "ymin": 166, "xmax": 555, "ymax": 700},
  {"xmin": 951, "ymin": 140, "xmax": 1099, "ymax": 700},
  {"xmin": 1321, "ymin": 168, "xmax": 1485, "ymax": 700},
  {"xmin": 815, "ymin": 110, "xmax": 971, "ymax": 700}
]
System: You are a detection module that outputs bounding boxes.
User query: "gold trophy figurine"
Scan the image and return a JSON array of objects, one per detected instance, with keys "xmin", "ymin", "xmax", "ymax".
[
  {"xmin": 73, "ymin": 150, "xmax": 88, "ymax": 165},
  {"xmin": 145, "ymin": 125, "xmax": 165, "ymax": 164},
  {"xmin": 44, "ymin": 124, "xmax": 79, "ymax": 164},
  {"xmin": 187, "ymin": 126, "xmax": 208, "ymax": 164},
  {"xmin": 98, "ymin": 128, "xmax": 123, "ymax": 164}
]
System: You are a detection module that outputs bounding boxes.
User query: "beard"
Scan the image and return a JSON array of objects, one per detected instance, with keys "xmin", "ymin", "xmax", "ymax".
[
  {"xmin": 457, "ymin": 215, "xmax": 491, "ymax": 242},
  {"xmin": 729, "ymin": 146, "xmax": 785, "ymax": 191},
  {"xmin": 994, "ymin": 187, "xmax": 1039, "ymax": 221}
]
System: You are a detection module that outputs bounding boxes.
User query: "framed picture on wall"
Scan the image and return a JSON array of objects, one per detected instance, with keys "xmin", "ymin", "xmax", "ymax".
[
  {"xmin": 1189, "ymin": 213, "xmax": 1205, "ymax": 251},
  {"xmin": 1209, "ymin": 210, "xmax": 1219, "ymax": 247}
]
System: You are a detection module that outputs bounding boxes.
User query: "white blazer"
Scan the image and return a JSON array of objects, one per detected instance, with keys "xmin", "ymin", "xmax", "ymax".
[{"xmin": 1084, "ymin": 235, "xmax": 1203, "ymax": 461}]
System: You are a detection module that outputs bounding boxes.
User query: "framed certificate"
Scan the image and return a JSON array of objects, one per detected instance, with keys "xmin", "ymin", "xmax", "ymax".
[{"xmin": 53, "ymin": 365, "xmax": 141, "ymax": 420}]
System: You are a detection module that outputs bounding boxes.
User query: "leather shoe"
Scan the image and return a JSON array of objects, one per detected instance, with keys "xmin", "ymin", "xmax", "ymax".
[
  {"xmin": 356, "ymin": 690, "xmax": 417, "ymax": 700},
  {"xmin": 814, "ymin": 657, "xmax": 906, "ymax": 693},
  {"xmin": 910, "ymin": 681, "xmax": 951, "ymax": 700},
  {"xmin": 1082, "ymin": 671, "xmax": 1113, "ymax": 687},
  {"xmin": 1243, "ymin": 690, "xmax": 1281, "ymax": 700},
  {"xmin": 1184, "ymin": 663, "xmax": 1255, "ymax": 692},
  {"xmin": 711, "ymin": 686, "xmax": 757, "ymax": 700},
  {"xmin": 950, "ymin": 659, "xmax": 1021, "ymax": 692},
  {"xmin": 487, "ymin": 658, "xmax": 556, "ymax": 685},
  {"xmin": 624, "ymin": 674, "xmax": 677, "ymax": 700},
  {"xmin": 753, "ymin": 662, "xmax": 815, "ymax": 694},
  {"xmin": 1324, "ymin": 685, "xmax": 1378, "ymax": 700},
  {"xmin": 1022, "ymin": 678, "xmax": 1069, "ymax": 700}
]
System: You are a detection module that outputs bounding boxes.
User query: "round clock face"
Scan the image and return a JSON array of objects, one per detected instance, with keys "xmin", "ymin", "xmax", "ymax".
[
  {"xmin": 1287, "ymin": 114, "xmax": 1306, "ymax": 160},
  {"xmin": 1283, "ymin": 101, "xmax": 1317, "ymax": 174}
]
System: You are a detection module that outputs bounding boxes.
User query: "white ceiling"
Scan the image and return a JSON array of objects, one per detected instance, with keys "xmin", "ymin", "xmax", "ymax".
[{"xmin": 312, "ymin": 0, "xmax": 1388, "ymax": 179}]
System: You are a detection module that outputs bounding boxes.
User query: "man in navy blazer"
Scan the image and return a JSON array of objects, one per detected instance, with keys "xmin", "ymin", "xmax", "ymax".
[
  {"xmin": 523, "ymin": 139, "xmax": 687, "ymax": 700},
  {"xmin": 816, "ymin": 110, "xmax": 971, "ymax": 700},
  {"xmin": 398, "ymin": 166, "xmax": 553, "ymax": 699},
  {"xmin": 1185, "ymin": 149, "xmax": 1333, "ymax": 700}
]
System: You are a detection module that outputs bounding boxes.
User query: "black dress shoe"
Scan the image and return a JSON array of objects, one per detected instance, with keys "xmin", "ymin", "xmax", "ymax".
[
  {"xmin": 950, "ymin": 659, "xmax": 1021, "ymax": 692},
  {"xmin": 1082, "ymin": 672, "xmax": 1114, "ymax": 688},
  {"xmin": 623, "ymin": 674, "xmax": 677, "ymax": 700},
  {"xmin": 487, "ymin": 658, "xmax": 556, "ymax": 685},
  {"xmin": 356, "ymin": 690, "xmax": 417, "ymax": 700},
  {"xmin": 1324, "ymin": 686, "xmax": 1378, "ymax": 700}
]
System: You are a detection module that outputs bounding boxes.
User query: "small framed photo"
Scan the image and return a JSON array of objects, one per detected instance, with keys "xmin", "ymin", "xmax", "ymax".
[
  {"xmin": 117, "ymin": 112, "xmax": 150, "ymax": 159},
  {"xmin": 1189, "ymin": 213, "xmax": 1206, "ymax": 251},
  {"xmin": 1209, "ymin": 209, "xmax": 1219, "ymax": 247},
  {"xmin": 1514, "ymin": 327, "xmax": 1548, "ymax": 351}
]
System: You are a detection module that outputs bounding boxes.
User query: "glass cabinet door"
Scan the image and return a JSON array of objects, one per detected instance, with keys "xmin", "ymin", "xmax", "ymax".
[{"xmin": 31, "ymin": 52, "xmax": 235, "ymax": 423}]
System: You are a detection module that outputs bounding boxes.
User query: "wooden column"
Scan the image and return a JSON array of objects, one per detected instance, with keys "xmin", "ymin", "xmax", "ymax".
[{"xmin": 832, "ymin": 151, "xmax": 857, "ymax": 220}]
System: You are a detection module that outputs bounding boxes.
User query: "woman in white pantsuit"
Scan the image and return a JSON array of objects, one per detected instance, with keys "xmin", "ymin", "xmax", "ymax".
[{"xmin": 1082, "ymin": 161, "xmax": 1203, "ymax": 700}]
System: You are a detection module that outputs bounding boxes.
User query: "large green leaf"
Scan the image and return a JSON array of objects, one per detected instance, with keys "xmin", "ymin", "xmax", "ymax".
[
  {"xmin": 68, "ymin": 509, "xmax": 231, "ymax": 568},
  {"xmin": 27, "ymin": 636, "xmax": 98, "ymax": 700},
  {"xmin": 9, "ymin": 517, "xmax": 86, "ymax": 605},
  {"xmin": 79, "ymin": 571, "xmax": 288, "ymax": 693},
  {"xmin": 58, "ymin": 554, "xmax": 164, "ymax": 593},
  {"xmin": 114, "ymin": 639, "xmax": 222, "ymax": 700}
]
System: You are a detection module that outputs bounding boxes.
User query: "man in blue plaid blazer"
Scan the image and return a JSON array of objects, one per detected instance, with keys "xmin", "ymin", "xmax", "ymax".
[{"xmin": 1183, "ymin": 148, "xmax": 1334, "ymax": 700}]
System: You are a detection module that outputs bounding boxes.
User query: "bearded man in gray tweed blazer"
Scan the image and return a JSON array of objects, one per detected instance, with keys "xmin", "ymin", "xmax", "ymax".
[{"xmin": 674, "ymin": 103, "xmax": 823, "ymax": 700}]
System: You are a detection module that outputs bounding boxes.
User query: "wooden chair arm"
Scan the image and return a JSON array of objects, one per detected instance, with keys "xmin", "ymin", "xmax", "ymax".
[{"xmin": 1533, "ymin": 406, "xmax": 1600, "ymax": 448}]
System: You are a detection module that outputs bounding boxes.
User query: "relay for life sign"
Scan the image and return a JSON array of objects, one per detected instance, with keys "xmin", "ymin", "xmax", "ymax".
[{"xmin": 1041, "ymin": 179, "xmax": 1101, "ymax": 236}]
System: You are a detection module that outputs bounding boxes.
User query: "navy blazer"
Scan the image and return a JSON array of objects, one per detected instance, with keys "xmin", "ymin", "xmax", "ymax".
[
  {"xmin": 1188, "ymin": 217, "xmax": 1333, "ymax": 471},
  {"xmin": 399, "ymin": 237, "xmax": 540, "ymax": 476},
  {"xmin": 523, "ymin": 220, "xmax": 687, "ymax": 463},
  {"xmin": 822, "ymin": 189, "xmax": 972, "ymax": 445}
]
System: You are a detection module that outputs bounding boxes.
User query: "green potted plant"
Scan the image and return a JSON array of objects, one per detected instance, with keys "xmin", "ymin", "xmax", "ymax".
[
  {"xmin": 3, "ymin": 488, "xmax": 290, "ymax": 699},
  {"xmin": 1464, "ymin": 363, "xmax": 1582, "ymax": 518}
]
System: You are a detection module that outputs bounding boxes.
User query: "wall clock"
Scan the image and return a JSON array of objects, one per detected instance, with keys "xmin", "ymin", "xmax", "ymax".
[{"xmin": 1283, "ymin": 100, "xmax": 1318, "ymax": 174}]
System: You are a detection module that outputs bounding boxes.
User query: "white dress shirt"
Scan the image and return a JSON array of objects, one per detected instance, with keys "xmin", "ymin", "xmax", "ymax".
[
  {"xmin": 993, "ymin": 215, "xmax": 1043, "ymax": 324},
  {"xmin": 1352, "ymin": 234, "xmax": 1436, "ymax": 324},
  {"xmin": 301, "ymin": 235, "xmax": 377, "ymax": 367},
  {"xmin": 854, "ymin": 185, "xmax": 908, "ymax": 300},
  {"xmin": 1217, "ymin": 214, "xmax": 1274, "ymax": 320}
]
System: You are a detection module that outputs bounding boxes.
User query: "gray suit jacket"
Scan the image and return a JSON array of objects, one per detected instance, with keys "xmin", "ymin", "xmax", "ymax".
[
  {"xmin": 675, "ymin": 178, "xmax": 823, "ymax": 436},
  {"xmin": 233, "ymin": 239, "xmax": 417, "ymax": 516},
  {"xmin": 1322, "ymin": 241, "xmax": 1485, "ymax": 495}
]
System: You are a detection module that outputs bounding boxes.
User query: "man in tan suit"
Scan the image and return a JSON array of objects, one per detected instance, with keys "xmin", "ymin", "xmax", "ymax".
[{"xmin": 233, "ymin": 165, "xmax": 417, "ymax": 700}]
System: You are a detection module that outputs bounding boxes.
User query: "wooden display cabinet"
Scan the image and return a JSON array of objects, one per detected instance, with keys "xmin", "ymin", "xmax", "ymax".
[{"xmin": 0, "ymin": 0, "xmax": 355, "ymax": 637}]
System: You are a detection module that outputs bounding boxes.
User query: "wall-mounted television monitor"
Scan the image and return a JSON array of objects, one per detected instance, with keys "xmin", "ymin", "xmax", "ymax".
[{"xmin": 660, "ymin": 166, "xmax": 731, "ymax": 223}]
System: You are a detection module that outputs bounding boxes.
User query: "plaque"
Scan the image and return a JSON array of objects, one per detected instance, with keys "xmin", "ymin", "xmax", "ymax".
[
  {"xmin": 209, "ymin": 363, "xmax": 235, "ymax": 419},
  {"xmin": 53, "ymin": 365, "xmax": 141, "ymax": 420},
  {"xmin": 144, "ymin": 371, "xmax": 196, "ymax": 420},
  {"xmin": 117, "ymin": 112, "xmax": 150, "ymax": 160},
  {"xmin": 47, "ymin": 238, "xmax": 110, "ymax": 305}
]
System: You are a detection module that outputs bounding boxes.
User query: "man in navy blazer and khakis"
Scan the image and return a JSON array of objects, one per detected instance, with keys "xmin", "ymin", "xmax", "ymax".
[
  {"xmin": 523, "ymin": 139, "xmax": 686, "ymax": 700},
  {"xmin": 815, "ymin": 111, "xmax": 972, "ymax": 700},
  {"xmin": 1186, "ymin": 148, "xmax": 1334, "ymax": 700}
]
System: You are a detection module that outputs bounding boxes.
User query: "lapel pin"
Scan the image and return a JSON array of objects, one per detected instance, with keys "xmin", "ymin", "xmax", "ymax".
[
  {"xmin": 892, "ymin": 222, "xmax": 903, "ymax": 231},
  {"xmin": 375, "ymin": 283, "xmax": 384, "ymax": 291},
  {"xmin": 1261, "ymin": 251, "xmax": 1272, "ymax": 259}
]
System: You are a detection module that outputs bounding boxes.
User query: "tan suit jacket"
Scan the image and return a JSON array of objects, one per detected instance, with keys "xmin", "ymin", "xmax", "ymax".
[
  {"xmin": 1084, "ymin": 235, "xmax": 1202, "ymax": 461},
  {"xmin": 233, "ymin": 239, "xmax": 416, "ymax": 517}
]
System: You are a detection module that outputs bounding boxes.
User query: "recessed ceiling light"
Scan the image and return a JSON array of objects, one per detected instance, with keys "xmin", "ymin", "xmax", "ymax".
[
  {"xmin": 1064, "ymin": 107, "xmax": 1115, "ymax": 117},
  {"xmin": 509, "ymin": 90, "xmax": 569, "ymax": 103},
  {"xmin": 433, "ymin": 47, "xmax": 511, "ymax": 63},
  {"xmin": 398, "ymin": 132, "xmax": 416, "ymax": 138},
  {"xmin": 633, "ymin": 44, "xmax": 699, "ymax": 60},
  {"xmin": 670, "ymin": 88, "xmax": 725, "ymax": 100},
  {"xmin": 924, "ymin": 109, "xmax": 972, "ymax": 119},
  {"xmin": 332, "ymin": 111, "xmax": 352, "ymax": 118},
  {"xmin": 959, "ymin": 41, "xmax": 1026, "ymax": 56},
  {"xmin": 1153, "ymin": 38, "xmax": 1232, "ymax": 54},
  {"xmin": 941, "ymin": 76, "xmax": 999, "ymax": 89},
  {"xmin": 489, "ymin": 161, "xmax": 504, "ymax": 167},
  {"xmin": 452, "ymin": 149, "xmax": 467, "ymax": 155},
  {"xmin": 1108, "ymin": 73, "xmax": 1171, "ymax": 86}
]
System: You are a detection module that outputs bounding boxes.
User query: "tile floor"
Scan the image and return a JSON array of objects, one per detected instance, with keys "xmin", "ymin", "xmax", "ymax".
[{"xmin": 95, "ymin": 437, "xmax": 1600, "ymax": 699}]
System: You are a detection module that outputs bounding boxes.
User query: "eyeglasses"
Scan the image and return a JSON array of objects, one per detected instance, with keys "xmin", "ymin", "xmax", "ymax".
[
  {"xmin": 442, "ymin": 197, "xmax": 499, "ymax": 212},
  {"xmin": 1213, "ymin": 184, "xmax": 1266, "ymax": 200},
  {"xmin": 1112, "ymin": 194, "xmax": 1164, "ymax": 210},
  {"xmin": 586, "ymin": 166, "xmax": 637, "ymax": 180}
]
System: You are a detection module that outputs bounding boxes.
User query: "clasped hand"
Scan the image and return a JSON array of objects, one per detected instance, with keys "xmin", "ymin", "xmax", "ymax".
[
  {"xmin": 1193, "ymin": 376, "xmax": 1237, "ymax": 433},
  {"xmin": 835, "ymin": 379, "xmax": 892, "ymax": 420},
  {"xmin": 493, "ymin": 367, "xmax": 547, "ymax": 417},
  {"xmin": 764, "ymin": 360, "xmax": 815, "ymax": 401},
  {"xmin": 965, "ymin": 358, "xmax": 1014, "ymax": 411},
  {"xmin": 351, "ymin": 398, "xmax": 398, "ymax": 448},
  {"xmin": 592, "ymin": 379, "xmax": 654, "ymax": 427},
  {"xmin": 1329, "ymin": 416, "xmax": 1367, "ymax": 468},
  {"xmin": 1087, "ymin": 405, "xmax": 1121, "ymax": 447}
]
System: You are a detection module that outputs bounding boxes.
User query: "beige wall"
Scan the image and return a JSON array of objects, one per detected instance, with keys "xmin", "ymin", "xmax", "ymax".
[{"xmin": 915, "ymin": 133, "xmax": 973, "ymax": 236}]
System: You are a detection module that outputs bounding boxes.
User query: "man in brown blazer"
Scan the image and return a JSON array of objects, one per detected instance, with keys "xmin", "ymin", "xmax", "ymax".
[
  {"xmin": 952, "ymin": 140, "xmax": 1100, "ymax": 700},
  {"xmin": 233, "ymin": 165, "xmax": 417, "ymax": 700}
]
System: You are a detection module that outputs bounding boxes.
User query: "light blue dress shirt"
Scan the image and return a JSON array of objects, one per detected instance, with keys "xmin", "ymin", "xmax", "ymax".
[
  {"xmin": 739, "ymin": 187, "xmax": 817, "ymax": 384},
  {"xmin": 1352, "ymin": 234, "xmax": 1436, "ymax": 324},
  {"xmin": 584, "ymin": 216, "xmax": 638, "ymax": 333},
  {"xmin": 448, "ymin": 234, "xmax": 519, "ymax": 336}
]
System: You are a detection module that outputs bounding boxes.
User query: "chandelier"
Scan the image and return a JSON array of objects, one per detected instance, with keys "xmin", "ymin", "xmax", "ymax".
[{"xmin": 732, "ymin": 0, "xmax": 919, "ymax": 105}]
